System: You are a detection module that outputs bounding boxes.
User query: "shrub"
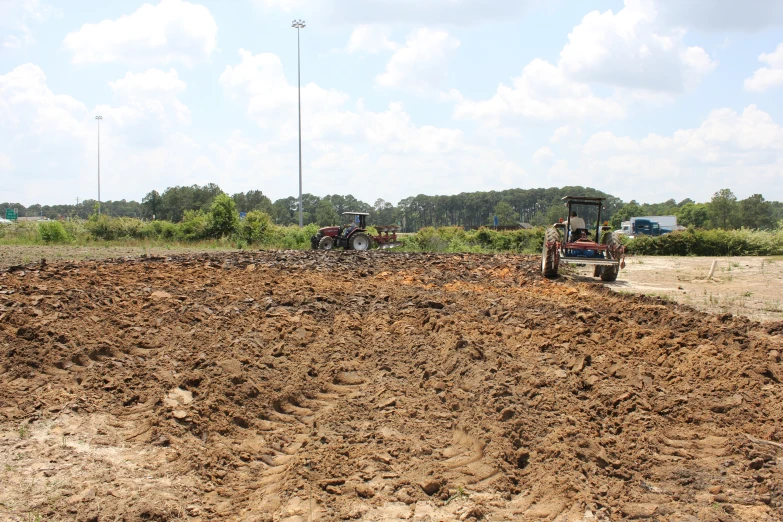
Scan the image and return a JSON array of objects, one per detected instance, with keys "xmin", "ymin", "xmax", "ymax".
[
  {"xmin": 239, "ymin": 211, "xmax": 272, "ymax": 244},
  {"xmin": 410, "ymin": 226, "xmax": 469, "ymax": 251},
  {"xmin": 179, "ymin": 210, "xmax": 209, "ymax": 241},
  {"xmin": 626, "ymin": 228, "xmax": 783, "ymax": 256},
  {"xmin": 62, "ymin": 219, "xmax": 88, "ymax": 241},
  {"xmin": 470, "ymin": 227, "xmax": 544, "ymax": 253},
  {"xmin": 37, "ymin": 221, "xmax": 71, "ymax": 244},
  {"xmin": 207, "ymin": 193, "xmax": 239, "ymax": 238},
  {"xmin": 85, "ymin": 215, "xmax": 146, "ymax": 241},
  {"xmin": 85, "ymin": 214, "xmax": 114, "ymax": 240},
  {"xmin": 269, "ymin": 223, "xmax": 320, "ymax": 249},
  {"xmin": 141, "ymin": 220, "xmax": 178, "ymax": 241}
]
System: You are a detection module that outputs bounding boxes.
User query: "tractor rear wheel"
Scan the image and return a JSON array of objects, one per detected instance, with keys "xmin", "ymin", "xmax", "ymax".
[
  {"xmin": 318, "ymin": 236, "xmax": 335, "ymax": 251},
  {"xmin": 541, "ymin": 227, "xmax": 559, "ymax": 278},
  {"xmin": 350, "ymin": 233, "xmax": 371, "ymax": 251},
  {"xmin": 600, "ymin": 232, "xmax": 620, "ymax": 282}
]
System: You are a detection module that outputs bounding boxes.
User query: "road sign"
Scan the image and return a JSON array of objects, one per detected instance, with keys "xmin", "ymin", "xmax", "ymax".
[
  {"xmin": 5, "ymin": 209, "xmax": 17, "ymax": 221},
  {"xmin": 239, "ymin": 212, "xmax": 247, "ymax": 220}
]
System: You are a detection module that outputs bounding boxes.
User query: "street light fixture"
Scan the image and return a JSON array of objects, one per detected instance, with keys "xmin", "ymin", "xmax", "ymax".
[
  {"xmin": 95, "ymin": 115, "xmax": 103, "ymax": 215},
  {"xmin": 292, "ymin": 19, "xmax": 305, "ymax": 227}
]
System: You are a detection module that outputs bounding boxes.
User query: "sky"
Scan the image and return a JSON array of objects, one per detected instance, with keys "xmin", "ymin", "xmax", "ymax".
[{"xmin": 1, "ymin": 0, "xmax": 783, "ymax": 207}]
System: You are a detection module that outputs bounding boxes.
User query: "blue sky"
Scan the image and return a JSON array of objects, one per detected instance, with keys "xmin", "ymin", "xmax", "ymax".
[{"xmin": 1, "ymin": 0, "xmax": 783, "ymax": 206}]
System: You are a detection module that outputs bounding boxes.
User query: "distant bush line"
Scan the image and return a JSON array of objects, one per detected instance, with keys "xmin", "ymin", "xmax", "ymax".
[
  {"xmin": 624, "ymin": 228, "xmax": 783, "ymax": 256},
  {"xmin": 2, "ymin": 211, "xmax": 782, "ymax": 257}
]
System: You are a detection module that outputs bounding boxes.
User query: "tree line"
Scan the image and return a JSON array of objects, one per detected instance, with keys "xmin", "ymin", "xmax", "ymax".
[
  {"xmin": 610, "ymin": 189, "xmax": 783, "ymax": 230},
  {"xmin": 3, "ymin": 185, "xmax": 781, "ymax": 232}
]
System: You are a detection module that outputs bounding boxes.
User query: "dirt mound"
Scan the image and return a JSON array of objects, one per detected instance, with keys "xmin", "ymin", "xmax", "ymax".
[{"xmin": 1, "ymin": 251, "xmax": 782, "ymax": 521}]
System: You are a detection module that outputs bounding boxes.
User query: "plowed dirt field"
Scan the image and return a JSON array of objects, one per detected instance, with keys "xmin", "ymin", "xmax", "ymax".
[{"xmin": 1, "ymin": 251, "xmax": 782, "ymax": 521}]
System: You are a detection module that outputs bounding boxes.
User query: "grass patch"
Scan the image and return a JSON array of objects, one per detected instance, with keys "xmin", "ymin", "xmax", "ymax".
[{"xmin": 762, "ymin": 301, "xmax": 782, "ymax": 313}]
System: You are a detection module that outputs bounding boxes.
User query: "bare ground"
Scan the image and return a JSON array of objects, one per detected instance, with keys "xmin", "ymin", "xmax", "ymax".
[
  {"xmin": 0, "ymin": 250, "xmax": 782, "ymax": 521},
  {"xmin": 591, "ymin": 256, "xmax": 783, "ymax": 323}
]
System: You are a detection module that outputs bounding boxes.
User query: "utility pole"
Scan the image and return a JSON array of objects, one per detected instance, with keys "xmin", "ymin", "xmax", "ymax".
[
  {"xmin": 95, "ymin": 115, "xmax": 103, "ymax": 214},
  {"xmin": 292, "ymin": 19, "xmax": 306, "ymax": 227}
]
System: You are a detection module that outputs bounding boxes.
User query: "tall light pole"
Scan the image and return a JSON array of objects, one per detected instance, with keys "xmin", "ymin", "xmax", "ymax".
[
  {"xmin": 292, "ymin": 19, "xmax": 305, "ymax": 227},
  {"xmin": 95, "ymin": 115, "xmax": 103, "ymax": 214}
]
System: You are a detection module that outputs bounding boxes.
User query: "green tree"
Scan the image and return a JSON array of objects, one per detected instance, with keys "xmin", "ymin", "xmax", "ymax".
[
  {"xmin": 207, "ymin": 193, "xmax": 239, "ymax": 238},
  {"xmin": 677, "ymin": 202, "xmax": 709, "ymax": 228},
  {"xmin": 610, "ymin": 201, "xmax": 642, "ymax": 229},
  {"xmin": 544, "ymin": 204, "xmax": 567, "ymax": 227},
  {"xmin": 739, "ymin": 194, "xmax": 775, "ymax": 229},
  {"xmin": 493, "ymin": 201, "xmax": 517, "ymax": 226},
  {"xmin": 315, "ymin": 199, "xmax": 339, "ymax": 226},
  {"xmin": 373, "ymin": 198, "xmax": 396, "ymax": 226},
  {"xmin": 142, "ymin": 190, "xmax": 162, "ymax": 219},
  {"xmin": 709, "ymin": 188, "xmax": 738, "ymax": 229}
]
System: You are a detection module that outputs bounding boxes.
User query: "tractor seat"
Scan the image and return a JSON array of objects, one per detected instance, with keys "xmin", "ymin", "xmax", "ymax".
[{"xmin": 570, "ymin": 228, "xmax": 590, "ymax": 241}]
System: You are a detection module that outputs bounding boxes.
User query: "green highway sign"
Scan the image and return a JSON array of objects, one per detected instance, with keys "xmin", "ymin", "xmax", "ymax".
[{"xmin": 5, "ymin": 209, "xmax": 17, "ymax": 221}]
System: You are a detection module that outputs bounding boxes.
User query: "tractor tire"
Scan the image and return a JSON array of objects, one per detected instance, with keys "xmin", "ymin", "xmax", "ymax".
[
  {"xmin": 317, "ymin": 236, "xmax": 335, "ymax": 251},
  {"xmin": 600, "ymin": 232, "xmax": 620, "ymax": 282},
  {"xmin": 350, "ymin": 233, "xmax": 371, "ymax": 251},
  {"xmin": 541, "ymin": 227, "xmax": 559, "ymax": 278}
]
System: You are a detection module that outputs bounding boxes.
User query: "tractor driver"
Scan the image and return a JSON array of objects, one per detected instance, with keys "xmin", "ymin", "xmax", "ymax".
[
  {"xmin": 569, "ymin": 211, "xmax": 587, "ymax": 241},
  {"xmin": 343, "ymin": 217, "xmax": 356, "ymax": 237}
]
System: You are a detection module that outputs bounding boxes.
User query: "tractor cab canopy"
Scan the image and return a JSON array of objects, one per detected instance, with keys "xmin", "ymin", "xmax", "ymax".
[
  {"xmin": 342, "ymin": 212, "xmax": 369, "ymax": 229},
  {"xmin": 561, "ymin": 196, "xmax": 606, "ymax": 244}
]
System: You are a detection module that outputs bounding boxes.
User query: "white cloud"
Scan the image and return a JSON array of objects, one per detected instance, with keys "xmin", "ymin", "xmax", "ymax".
[
  {"xmin": 346, "ymin": 25, "xmax": 397, "ymax": 54},
  {"xmin": 220, "ymin": 49, "xmax": 461, "ymax": 151},
  {"xmin": 656, "ymin": 0, "xmax": 783, "ymax": 32},
  {"xmin": 560, "ymin": 0, "xmax": 716, "ymax": 93},
  {"xmin": 375, "ymin": 28, "xmax": 460, "ymax": 93},
  {"xmin": 532, "ymin": 146, "xmax": 554, "ymax": 164},
  {"xmin": 0, "ymin": 0, "xmax": 60, "ymax": 50},
  {"xmin": 454, "ymin": 58, "xmax": 625, "ymax": 126},
  {"xmin": 0, "ymin": 63, "xmax": 90, "ymax": 203},
  {"xmin": 110, "ymin": 68, "xmax": 187, "ymax": 96},
  {"xmin": 0, "ymin": 63, "xmax": 87, "ymax": 138},
  {"xmin": 0, "ymin": 152, "xmax": 13, "ymax": 172},
  {"xmin": 254, "ymin": 0, "xmax": 306, "ymax": 11},
  {"xmin": 744, "ymin": 43, "xmax": 783, "ymax": 93},
  {"xmin": 216, "ymin": 49, "xmax": 528, "ymax": 202},
  {"xmin": 579, "ymin": 105, "xmax": 783, "ymax": 200},
  {"xmin": 452, "ymin": 0, "xmax": 717, "ymax": 134},
  {"xmin": 255, "ymin": 0, "xmax": 534, "ymax": 25},
  {"xmin": 550, "ymin": 124, "xmax": 583, "ymax": 145},
  {"xmin": 0, "ymin": 63, "xmax": 204, "ymax": 204},
  {"xmin": 108, "ymin": 69, "xmax": 191, "ymax": 125},
  {"xmin": 547, "ymin": 159, "xmax": 579, "ymax": 184},
  {"xmin": 62, "ymin": 0, "xmax": 217, "ymax": 66},
  {"xmin": 220, "ymin": 49, "xmax": 350, "ymax": 142}
]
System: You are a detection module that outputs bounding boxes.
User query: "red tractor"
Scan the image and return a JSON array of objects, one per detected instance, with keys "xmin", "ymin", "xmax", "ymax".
[
  {"xmin": 541, "ymin": 196, "xmax": 625, "ymax": 281},
  {"xmin": 311, "ymin": 212, "xmax": 402, "ymax": 251},
  {"xmin": 311, "ymin": 212, "xmax": 373, "ymax": 251}
]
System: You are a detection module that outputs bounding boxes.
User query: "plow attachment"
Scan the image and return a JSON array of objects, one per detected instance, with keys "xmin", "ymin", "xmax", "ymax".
[{"xmin": 374, "ymin": 226, "xmax": 402, "ymax": 249}]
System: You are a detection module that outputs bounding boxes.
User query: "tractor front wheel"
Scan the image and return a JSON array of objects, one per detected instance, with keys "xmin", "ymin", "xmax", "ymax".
[
  {"xmin": 350, "ymin": 233, "xmax": 371, "ymax": 251},
  {"xmin": 318, "ymin": 236, "xmax": 335, "ymax": 251},
  {"xmin": 541, "ymin": 227, "xmax": 559, "ymax": 278}
]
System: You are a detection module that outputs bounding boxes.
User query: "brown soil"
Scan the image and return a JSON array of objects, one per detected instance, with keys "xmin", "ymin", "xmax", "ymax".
[{"xmin": 1, "ymin": 251, "xmax": 782, "ymax": 521}]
